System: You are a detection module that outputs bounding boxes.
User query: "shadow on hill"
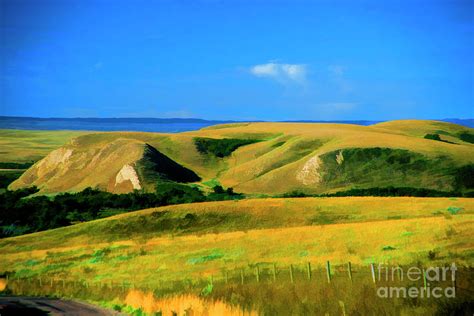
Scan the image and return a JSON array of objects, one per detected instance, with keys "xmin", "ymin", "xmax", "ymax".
[{"xmin": 137, "ymin": 144, "xmax": 200, "ymax": 183}]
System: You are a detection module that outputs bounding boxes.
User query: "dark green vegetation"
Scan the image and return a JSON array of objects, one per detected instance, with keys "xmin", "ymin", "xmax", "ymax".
[
  {"xmin": 424, "ymin": 133, "xmax": 442, "ymax": 141},
  {"xmin": 424, "ymin": 133, "xmax": 455, "ymax": 144},
  {"xmin": 136, "ymin": 144, "xmax": 200, "ymax": 184},
  {"xmin": 283, "ymin": 186, "xmax": 474, "ymax": 198},
  {"xmin": 458, "ymin": 131, "xmax": 474, "ymax": 144},
  {"xmin": 0, "ymin": 184, "xmax": 242, "ymax": 238},
  {"xmin": 0, "ymin": 170, "xmax": 23, "ymax": 189},
  {"xmin": 0, "ymin": 162, "xmax": 32, "ymax": 189},
  {"xmin": 194, "ymin": 137, "xmax": 260, "ymax": 158},
  {"xmin": 325, "ymin": 186, "xmax": 474, "ymax": 197},
  {"xmin": 0, "ymin": 162, "xmax": 34, "ymax": 169},
  {"xmin": 319, "ymin": 147, "xmax": 470, "ymax": 193},
  {"xmin": 454, "ymin": 164, "xmax": 474, "ymax": 191}
]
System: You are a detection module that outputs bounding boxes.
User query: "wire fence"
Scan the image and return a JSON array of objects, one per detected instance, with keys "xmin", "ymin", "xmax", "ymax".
[{"xmin": 4, "ymin": 261, "xmax": 474, "ymax": 299}]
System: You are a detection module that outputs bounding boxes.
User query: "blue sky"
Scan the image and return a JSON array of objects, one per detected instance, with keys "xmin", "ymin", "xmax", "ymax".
[{"xmin": 1, "ymin": 0, "xmax": 473, "ymax": 120}]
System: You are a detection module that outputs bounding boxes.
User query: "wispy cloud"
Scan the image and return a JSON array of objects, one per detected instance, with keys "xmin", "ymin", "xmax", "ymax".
[
  {"xmin": 250, "ymin": 62, "xmax": 307, "ymax": 84},
  {"xmin": 328, "ymin": 64, "xmax": 352, "ymax": 93}
]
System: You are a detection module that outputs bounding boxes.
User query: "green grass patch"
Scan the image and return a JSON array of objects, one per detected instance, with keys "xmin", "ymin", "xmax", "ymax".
[{"xmin": 187, "ymin": 250, "xmax": 224, "ymax": 264}]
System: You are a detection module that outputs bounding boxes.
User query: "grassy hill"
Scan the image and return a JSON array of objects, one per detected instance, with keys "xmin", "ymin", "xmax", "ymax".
[
  {"xmin": 1, "ymin": 197, "xmax": 472, "ymax": 284},
  {"xmin": 9, "ymin": 138, "xmax": 199, "ymax": 193},
  {"xmin": 7, "ymin": 120, "xmax": 474, "ymax": 195}
]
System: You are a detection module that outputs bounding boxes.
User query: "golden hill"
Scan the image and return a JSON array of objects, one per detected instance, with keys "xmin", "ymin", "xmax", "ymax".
[{"xmin": 9, "ymin": 120, "xmax": 474, "ymax": 194}]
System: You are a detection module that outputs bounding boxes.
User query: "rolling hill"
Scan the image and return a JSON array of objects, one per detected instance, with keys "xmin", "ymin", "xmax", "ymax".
[
  {"xmin": 1, "ymin": 197, "xmax": 473, "ymax": 283},
  {"xmin": 8, "ymin": 120, "xmax": 474, "ymax": 195}
]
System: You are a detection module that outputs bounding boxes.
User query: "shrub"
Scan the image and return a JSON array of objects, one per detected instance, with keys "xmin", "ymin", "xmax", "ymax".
[
  {"xmin": 424, "ymin": 133, "xmax": 441, "ymax": 141},
  {"xmin": 458, "ymin": 131, "xmax": 474, "ymax": 144},
  {"xmin": 194, "ymin": 137, "xmax": 260, "ymax": 158}
]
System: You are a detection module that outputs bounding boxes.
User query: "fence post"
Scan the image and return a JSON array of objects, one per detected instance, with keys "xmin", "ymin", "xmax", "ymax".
[
  {"xmin": 307, "ymin": 262, "xmax": 312, "ymax": 281},
  {"xmin": 326, "ymin": 261, "xmax": 331, "ymax": 283},
  {"xmin": 225, "ymin": 271, "xmax": 229, "ymax": 284},
  {"xmin": 422, "ymin": 268, "xmax": 427, "ymax": 290},
  {"xmin": 39, "ymin": 277, "xmax": 42, "ymax": 287},
  {"xmin": 240, "ymin": 269, "xmax": 244, "ymax": 285},
  {"xmin": 272, "ymin": 263, "xmax": 277, "ymax": 282},
  {"xmin": 370, "ymin": 263, "xmax": 376, "ymax": 284},
  {"xmin": 339, "ymin": 300, "xmax": 347, "ymax": 316},
  {"xmin": 50, "ymin": 279, "xmax": 53, "ymax": 287},
  {"xmin": 290, "ymin": 264, "xmax": 294, "ymax": 283},
  {"xmin": 256, "ymin": 266, "xmax": 260, "ymax": 283},
  {"xmin": 62, "ymin": 279, "xmax": 65, "ymax": 288},
  {"xmin": 347, "ymin": 262, "xmax": 353, "ymax": 283}
]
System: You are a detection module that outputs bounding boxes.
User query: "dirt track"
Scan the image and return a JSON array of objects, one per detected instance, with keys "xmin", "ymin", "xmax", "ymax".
[{"xmin": 0, "ymin": 296, "xmax": 124, "ymax": 315}]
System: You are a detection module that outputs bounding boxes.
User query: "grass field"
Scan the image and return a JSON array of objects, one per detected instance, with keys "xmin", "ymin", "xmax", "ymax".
[
  {"xmin": 1, "ymin": 197, "xmax": 472, "ymax": 282},
  {"xmin": 0, "ymin": 129, "xmax": 89, "ymax": 163},
  {"xmin": 1, "ymin": 196, "xmax": 473, "ymax": 314}
]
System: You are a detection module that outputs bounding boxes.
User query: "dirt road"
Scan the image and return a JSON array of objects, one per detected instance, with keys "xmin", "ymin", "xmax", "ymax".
[{"xmin": 0, "ymin": 296, "xmax": 124, "ymax": 315}]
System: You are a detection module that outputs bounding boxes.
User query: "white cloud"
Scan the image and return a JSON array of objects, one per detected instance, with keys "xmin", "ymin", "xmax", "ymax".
[
  {"xmin": 250, "ymin": 62, "xmax": 307, "ymax": 84},
  {"xmin": 328, "ymin": 64, "xmax": 353, "ymax": 93}
]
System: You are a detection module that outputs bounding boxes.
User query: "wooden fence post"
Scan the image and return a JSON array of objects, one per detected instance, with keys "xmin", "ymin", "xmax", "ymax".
[
  {"xmin": 62, "ymin": 279, "xmax": 65, "ymax": 288},
  {"xmin": 326, "ymin": 261, "xmax": 331, "ymax": 283},
  {"xmin": 306, "ymin": 262, "xmax": 312, "ymax": 281},
  {"xmin": 272, "ymin": 263, "xmax": 277, "ymax": 282},
  {"xmin": 225, "ymin": 271, "xmax": 229, "ymax": 284},
  {"xmin": 339, "ymin": 300, "xmax": 347, "ymax": 316},
  {"xmin": 370, "ymin": 263, "xmax": 376, "ymax": 284},
  {"xmin": 255, "ymin": 266, "xmax": 260, "ymax": 283},
  {"xmin": 240, "ymin": 269, "xmax": 244, "ymax": 285},
  {"xmin": 347, "ymin": 262, "xmax": 353, "ymax": 283},
  {"xmin": 290, "ymin": 264, "xmax": 294, "ymax": 283},
  {"xmin": 422, "ymin": 268, "xmax": 427, "ymax": 290}
]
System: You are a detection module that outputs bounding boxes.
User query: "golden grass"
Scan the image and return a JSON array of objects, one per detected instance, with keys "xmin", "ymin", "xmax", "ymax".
[
  {"xmin": 125, "ymin": 289, "xmax": 257, "ymax": 315},
  {"xmin": 0, "ymin": 278, "xmax": 7, "ymax": 292},
  {"xmin": 1, "ymin": 197, "xmax": 472, "ymax": 288},
  {"xmin": 2, "ymin": 196, "xmax": 473, "ymax": 251}
]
